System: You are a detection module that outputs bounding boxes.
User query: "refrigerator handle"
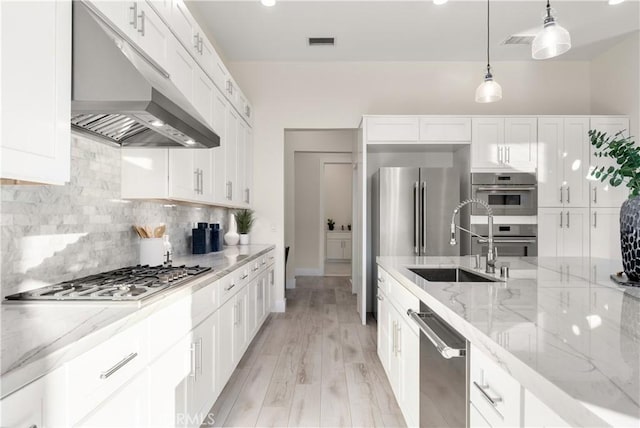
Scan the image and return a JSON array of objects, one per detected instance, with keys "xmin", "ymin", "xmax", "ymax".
[
  {"xmin": 414, "ymin": 182, "xmax": 419, "ymax": 255},
  {"xmin": 421, "ymin": 181, "xmax": 427, "ymax": 254}
]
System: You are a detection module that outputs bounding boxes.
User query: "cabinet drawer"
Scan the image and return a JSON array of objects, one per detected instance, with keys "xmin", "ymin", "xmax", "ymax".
[
  {"xmin": 377, "ymin": 267, "xmax": 391, "ymax": 295},
  {"xmin": 470, "ymin": 402, "xmax": 493, "ymax": 427},
  {"xmin": 266, "ymin": 250, "xmax": 276, "ymax": 267},
  {"xmin": 67, "ymin": 322, "xmax": 147, "ymax": 423},
  {"xmin": 220, "ymin": 266, "xmax": 250, "ymax": 304},
  {"xmin": 419, "ymin": 117, "xmax": 471, "ymax": 142},
  {"xmin": 470, "ymin": 344, "xmax": 521, "ymax": 428},
  {"xmin": 366, "ymin": 117, "xmax": 419, "ymax": 142},
  {"xmin": 387, "ymin": 275, "xmax": 420, "ymax": 324}
]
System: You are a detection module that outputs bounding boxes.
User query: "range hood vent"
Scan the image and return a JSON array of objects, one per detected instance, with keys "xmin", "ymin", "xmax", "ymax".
[
  {"xmin": 72, "ymin": 3, "xmax": 219, "ymax": 148},
  {"xmin": 308, "ymin": 37, "xmax": 335, "ymax": 46},
  {"xmin": 502, "ymin": 34, "xmax": 535, "ymax": 45}
]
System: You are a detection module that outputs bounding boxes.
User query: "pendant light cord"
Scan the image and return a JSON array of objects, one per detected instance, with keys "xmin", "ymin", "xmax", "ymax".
[{"xmin": 486, "ymin": 0, "xmax": 490, "ymax": 73}]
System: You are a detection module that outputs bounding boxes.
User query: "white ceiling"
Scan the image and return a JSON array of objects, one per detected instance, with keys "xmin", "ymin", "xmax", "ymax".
[{"xmin": 186, "ymin": 0, "xmax": 640, "ymax": 61}]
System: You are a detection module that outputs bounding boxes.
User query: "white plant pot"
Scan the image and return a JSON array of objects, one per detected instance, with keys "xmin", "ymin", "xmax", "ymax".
[
  {"xmin": 224, "ymin": 213, "xmax": 240, "ymax": 246},
  {"xmin": 239, "ymin": 234, "xmax": 250, "ymax": 245}
]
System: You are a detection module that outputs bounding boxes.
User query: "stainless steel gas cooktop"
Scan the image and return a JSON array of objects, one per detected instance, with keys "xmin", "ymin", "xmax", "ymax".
[{"xmin": 5, "ymin": 265, "xmax": 212, "ymax": 303}]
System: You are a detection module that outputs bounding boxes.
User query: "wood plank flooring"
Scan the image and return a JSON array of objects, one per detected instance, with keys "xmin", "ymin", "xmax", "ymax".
[{"xmin": 205, "ymin": 276, "xmax": 405, "ymax": 428}]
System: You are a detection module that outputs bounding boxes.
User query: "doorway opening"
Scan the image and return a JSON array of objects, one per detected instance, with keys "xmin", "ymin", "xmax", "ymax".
[{"xmin": 323, "ymin": 162, "xmax": 352, "ymax": 276}]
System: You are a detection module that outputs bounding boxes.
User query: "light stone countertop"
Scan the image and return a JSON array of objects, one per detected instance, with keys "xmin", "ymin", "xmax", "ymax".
[
  {"xmin": 377, "ymin": 255, "xmax": 640, "ymax": 428},
  {"xmin": 0, "ymin": 244, "xmax": 275, "ymax": 399}
]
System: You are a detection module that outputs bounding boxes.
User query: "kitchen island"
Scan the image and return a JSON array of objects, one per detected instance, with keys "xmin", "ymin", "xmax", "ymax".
[{"xmin": 377, "ymin": 255, "xmax": 639, "ymax": 428}]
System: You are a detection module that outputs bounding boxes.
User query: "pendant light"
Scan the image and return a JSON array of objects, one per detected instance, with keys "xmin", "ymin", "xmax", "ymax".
[
  {"xmin": 261, "ymin": 0, "xmax": 276, "ymax": 6},
  {"xmin": 532, "ymin": 0, "xmax": 571, "ymax": 60},
  {"xmin": 475, "ymin": 0, "xmax": 502, "ymax": 103}
]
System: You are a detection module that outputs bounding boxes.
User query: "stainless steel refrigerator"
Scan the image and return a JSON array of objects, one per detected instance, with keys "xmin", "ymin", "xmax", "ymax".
[{"xmin": 372, "ymin": 167, "xmax": 460, "ymax": 316}]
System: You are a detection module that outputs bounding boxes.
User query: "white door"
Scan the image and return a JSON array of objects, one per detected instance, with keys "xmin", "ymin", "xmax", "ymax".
[
  {"xmin": 169, "ymin": 149, "xmax": 196, "ymax": 201},
  {"xmin": 1, "ymin": 0, "xmax": 71, "ymax": 185},
  {"xmin": 563, "ymin": 118, "xmax": 591, "ymax": 208},
  {"xmin": 225, "ymin": 109, "xmax": 239, "ymax": 203},
  {"xmin": 562, "ymin": 208, "xmax": 589, "ymax": 257},
  {"xmin": 591, "ymin": 208, "xmax": 622, "ymax": 261},
  {"xmin": 537, "ymin": 118, "xmax": 563, "ymax": 207},
  {"xmin": 538, "ymin": 208, "xmax": 563, "ymax": 257},
  {"xmin": 471, "ymin": 118, "xmax": 505, "ymax": 169},
  {"xmin": 75, "ymin": 371, "xmax": 149, "ymax": 428},
  {"xmin": 147, "ymin": 334, "xmax": 191, "ymax": 427},
  {"xmin": 504, "ymin": 117, "xmax": 537, "ymax": 171},
  {"xmin": 211, "ymin": 87, "xmax": 228, "ymax": 203},
  {"xmin": 589, "ymin": 117, "xmax": 631, "ymax": 207},
  {"xmin": 133, "ymin": 1, "xmax": 169, "ymax": 70}
]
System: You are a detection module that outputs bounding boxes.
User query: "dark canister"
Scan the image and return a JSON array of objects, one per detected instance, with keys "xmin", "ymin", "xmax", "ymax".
[
  {"xmin": 192, "ymin": 223, "xmax": 212, "ymax": 254},
  {"xmin": 210, "ymin": 223, "xmax": 224, "ymax": 252}
]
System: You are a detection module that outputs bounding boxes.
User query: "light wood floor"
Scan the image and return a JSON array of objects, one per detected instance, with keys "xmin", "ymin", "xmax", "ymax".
[{"xmin": 205, "ymin": 276, "xmax": 406, "ymax": 428}]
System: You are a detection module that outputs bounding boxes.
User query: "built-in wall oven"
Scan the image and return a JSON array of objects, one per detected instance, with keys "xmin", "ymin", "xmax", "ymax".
[{"xmin": 471, "ymin": 173, "xmax": 537, "ymax": 216}]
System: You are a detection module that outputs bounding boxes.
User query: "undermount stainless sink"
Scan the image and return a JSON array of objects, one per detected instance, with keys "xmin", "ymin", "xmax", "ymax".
[{"xmin": 409, "ymin": 267, "xmax": 501, "ymax": 283}]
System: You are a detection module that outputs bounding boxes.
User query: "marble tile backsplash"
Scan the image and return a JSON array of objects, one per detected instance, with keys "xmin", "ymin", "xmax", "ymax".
[{"xmin": 0, "ymin": 136, "xmax": 228, "ymax": 298}]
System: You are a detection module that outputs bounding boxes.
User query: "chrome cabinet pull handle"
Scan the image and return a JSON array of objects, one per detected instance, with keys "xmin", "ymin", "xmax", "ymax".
[
  {"xmin": 506, "ymin": 146, "xmax": 510, "ymax": 163},
  {"xmin": 137, "ymin": 10, "xmax": 145, "ymax": 36},
  {"xmin": 377, "ymin": 294, "xmax": 383, "ymax": 301},
  {"xmin": 241, "ymin": 273, "xmax": 249, "ymax": 279},
  {"xmin": 560, "ymin": 211, "xmax": 563, "ymax": 228},
  {"xmin": 593, "ymin": 211, "xmax": 597, "ymax": 228},
  {"xmin": 593, "ymin": 187, "xmax": 598, "ymax": 204},
  {"xmin": 189, "ymin": 342, "xmax": 196, "ymax": 377},
  {"xmin": 566, "ymin": 186, "xmax": 570, "ymax": 204},
  {"xmin": 225, "ymin": 282, "xmax": 235, "ymax": 291},
  {"xmin": 377, "ymin": 276, "xmax": 385, "ymax": 283},
  {"xmin": 100, "ymin": 352, "xmax": 138, "ymax": 379},
  {"xmin": 414, "ymin": 182, "xmax": 419, "ymax": 255},
  {"xmin": 476, "ymin": 186, "xmax": 537, "ymax": 192},
  {"xmin": 566, "ymin": 211, "xmax": 570, "ymax": 228},
  {"xmin": 129, "ymin": 3, "xmax": 138, "ymax": 29},
  {"xmin": 473, "ymin": 381, "xmax": 503, "ymax": 407},
  {"xmin": 560, "ymin": 186, "xmax": 564, "ymax": 204},
  {"xmin": 199, "ymin": 36, "xmax": 203, "ymax": 54}
]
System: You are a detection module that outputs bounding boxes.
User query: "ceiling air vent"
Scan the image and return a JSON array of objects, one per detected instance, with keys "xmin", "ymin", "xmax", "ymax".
[
  {"xmin": 502, "ymin": 34, "xmax": 535, "ymax": 45},
  {"xmin": 308, "ymin": 37, "xmax": 335, "ymax": 46}
]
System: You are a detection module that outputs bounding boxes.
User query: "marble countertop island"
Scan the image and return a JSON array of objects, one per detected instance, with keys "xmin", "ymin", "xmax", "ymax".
[
  {"xmin": 378, "ymin": 256, "xmax": 640, "ymax": 428},
  {"xmin": 1, "ymin": 244, "xmax": 275, "ymax": 399}
]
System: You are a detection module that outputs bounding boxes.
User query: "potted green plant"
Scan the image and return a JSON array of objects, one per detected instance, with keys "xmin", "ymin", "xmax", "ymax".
[
  {"xmin": 234, "ymin": 209, "xmax": 254, "ymax": 245},
  {"xmin": 589, "ymin": 129, "xmax": 640, "ymax": 280},
  {"xmin": 327, "ymin": 218, "xmax": 335, "ymax": 231}
]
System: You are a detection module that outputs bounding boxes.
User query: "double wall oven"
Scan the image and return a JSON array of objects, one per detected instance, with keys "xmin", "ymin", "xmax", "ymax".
[{"xmin": 471, "ymin": 173, "xmax": 538, "ymax": 257}]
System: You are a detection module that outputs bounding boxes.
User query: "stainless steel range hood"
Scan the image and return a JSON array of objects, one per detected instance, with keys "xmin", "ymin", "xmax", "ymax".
[{"xmin": 71, "ymin": 2, "xmax": 219, "ymax": 148}]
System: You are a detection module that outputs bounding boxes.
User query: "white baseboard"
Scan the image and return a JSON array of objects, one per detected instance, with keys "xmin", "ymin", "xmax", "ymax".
[
  {"xmin": 294, "ymin": 268, "xmax": 324, "ymax": 276},
  {"xmin": 273, "ymin": 298, "xmax": 286, "ymax": 313},
  {"xmin": 286, "ymin": 277, "xmax": 296, "ymax": 289}
]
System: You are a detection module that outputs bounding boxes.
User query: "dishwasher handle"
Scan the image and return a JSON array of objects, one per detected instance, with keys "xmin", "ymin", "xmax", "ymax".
[{"xmin": 407, "ymin": 309, "xmax": 465, "ymax": 359}]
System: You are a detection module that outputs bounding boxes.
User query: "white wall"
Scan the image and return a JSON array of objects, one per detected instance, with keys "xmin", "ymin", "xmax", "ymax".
[
  {"xmin": 232, "ymin": 60, "xmax": 593, "ymax": 310},
  {"xmin": 324, "ymin": 163, "xmax": 352, "ymax": 231},
  {"xmin": 293, "ymin": 151, "xmax": 352, "ymax": 276},
  {"xmin": 590, "ymin": 31, "xmax": 640, "ymax": 138}
]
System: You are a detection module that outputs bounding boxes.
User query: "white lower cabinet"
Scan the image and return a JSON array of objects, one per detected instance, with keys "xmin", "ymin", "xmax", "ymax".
[
  {"xmin": 376, "ymin": 269, "xmax": 420, "ymax": 427},
  {"xmin": 470, "ymin": 402, "xmax": 492, "ymax": 428},
  {"xmin": 523, "ymin": 389, "xmax": 570, "ymax": 428},
  {"xmin": 590, "ymin": 208, "xmax": 622, "ymax": 261},
  {"xmin": 75, "ymin": 371, "xmax": 149, "ymax": 428}
]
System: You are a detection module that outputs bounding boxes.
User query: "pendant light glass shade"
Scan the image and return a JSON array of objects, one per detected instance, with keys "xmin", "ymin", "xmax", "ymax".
[
  {"xmin": 475, "ymin": 72, "xmax": 502, "ymax": 103},
  {"xmin": 608, "ymin": 0, "xmax": 624, "ymax": 5},
  {"xmin": 261, "ymin": 0, "xmax": 276, "ymax": 6},
  {"xmin": 433, "ymin": 0, "xmax": 449, "ymax": 5},
  {"xmin": 532, "ymin": 2, "xmax": 571, "ymax": 60}
]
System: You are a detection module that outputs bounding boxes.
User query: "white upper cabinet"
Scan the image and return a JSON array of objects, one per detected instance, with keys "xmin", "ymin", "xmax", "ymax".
[
  {"xmin": 589, "ymin": 117, "xmax": 631, "ymax": 207},
  {"xmin": 366, "ymin": 117, "xmax": 420, "ymax": 142},
  {"xmin": 132, "ymin": 1, "xmax": 170, "ymax": 70},
  {"xmin": 167, "ymin": 36, "xmax": 196, "ymax": 103},
  {"xmin": 419, "ymin": 117, "xmax": 471, "ymax": 142},
  {"xmin": 538, "ymin": 117, "xmax": 591, "ymax": 208},
  {"xmin": 1, "ymin": 0, "xmax": 71, "ymax": 185},
  {"xmin": 472, "ymin": 118, "xmax": 537, "ymax": 171}
]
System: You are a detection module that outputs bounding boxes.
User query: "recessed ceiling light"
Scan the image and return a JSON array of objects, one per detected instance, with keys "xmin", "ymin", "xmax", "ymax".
[
  {"xmin": 433, "ymin": 0, "xmax": 448, "ymax": 5},
  {"xmin": 151, "ymin": 120, "xmax": 164, "ymax": 127},
  {"xmin": 608, "ymin": 0, "xmax": 624, "ymax": 4},
  {"xmin": 261, "ymin": 0, "xmax": 276, "ymax": 6}
]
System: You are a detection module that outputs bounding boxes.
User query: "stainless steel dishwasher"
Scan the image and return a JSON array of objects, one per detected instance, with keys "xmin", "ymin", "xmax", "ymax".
[{"xmin": 408, "ymin": 303, "xmax": 468, "ymax": 427}]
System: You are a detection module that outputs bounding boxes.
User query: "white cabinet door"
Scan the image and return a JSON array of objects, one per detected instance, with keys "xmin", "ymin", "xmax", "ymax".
[
  {"xmin": 190, "ymin": 314, "xmax": 218, "ymax": 418},
  {"xmin": 245, "ymin": 127, "xmax": 254, "ymax": 206},
  {"xmin": 537, "ymin": 118, "xmax": 563, "ymax": 207},
  {"xmin": 1, "ymin": 0, "xmax": 71, "ymax": 185},
  {"xmin": 246, "ymin": 279, "xmax": 257, "ymax": 338},
  {"xmin": 471, "ymin": 118, "xmax": 504, "ymax": 170},
  {"xmin": 326, "ymin": 239, "xmax": 344, "ymax": 260},
  {"xmin": 147, "ymin": 333, "xmax": 191, "ymax": 427},
  {"xmin": 211, "ymin": 86, "xmax": 228, "ymax": 203},
  {"xmin": 562, "ymin": 208, "xmax": 589, "ymax": 258},
  {"xmin": 267, "ymin": 265, "xmax": 275, "ymax": 313},
  {"xmin": 237, "ymin": 120, "xmax": 248, "ymax": 206},
  {"xmin": 470, "ymin": 403, "xmax": 492, "ymax": 428},
  {"xmin": 589, "ymin": 117, "xmax": 631, "ymax": 208},
  {"xmin": 538, "ymin": 208, "xmax": 563, "ymax": 257},
  {"xmin": 193, "ymin": 68, "xmax": 214, "ymax": 127},
  {"xmin": 343, "ymin": 239, "xmax": 353, "ymax": 260},
  {"xmin": 398, "ymin": 315, "xmax": 419, "ymax": 427},
  {"xmin": 75, "ymin": 371, "xmax": 149, "ymax": 428},
  {"xmin": 418, "ymin": 117, "xmax": 471, "ymax": 142},
  {"xmin": 195, "ymin": 150, "xmax": 214, "ymax": 202},
  {"xmin": 504, "ymin": 117, "xmax": 537, "ymax": 171},
  {"xmin": 218, "ymin": 297, "xmax": 235, "ymax": 386},
  {"xmin": 167, "ymin": 37, "xmax": 195, "ymax": 104},
  {"xmin": 377, "ymin": 289, "xmax": 391, "ymax": 375},
  {"xmin": 366, "ymin": 117, "xmax": 419, "ymax": 142},
  {"xmin": 256, "ymin": 274, "xmax": 266, "ymax": 324},
  {"xmin": 523, "ymin": 389, "xmax": 570, "ymax": 428},
  {"xmin": 233, "ymin": 287, "xmax": 249, "ymax": 364},
  {"xmin": 591, "ymin": 208, "xmax": 621, "ymax": 261},
  {"xmin": 225, "ymin": 108, "xmax": 239, "ymax": 203},
  {"xmin": 169, "ymin": 149, "xmax": 197, "ymax": 201},
  {"xmin": 170, "ymin": 0, "xmax": 196, "ymax": 51},
  {"xmin": 133, "ymin": 1, "xmax": 169, "ymax": 70},
  {"xmin": 563, "ymin": 118, "xmax": 591, "ymax": 208}
]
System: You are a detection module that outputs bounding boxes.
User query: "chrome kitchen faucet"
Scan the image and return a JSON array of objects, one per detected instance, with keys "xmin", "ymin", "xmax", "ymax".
[{"xmin": 450, "ymin": 199, "xmax": 497, "ymax": 274}]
